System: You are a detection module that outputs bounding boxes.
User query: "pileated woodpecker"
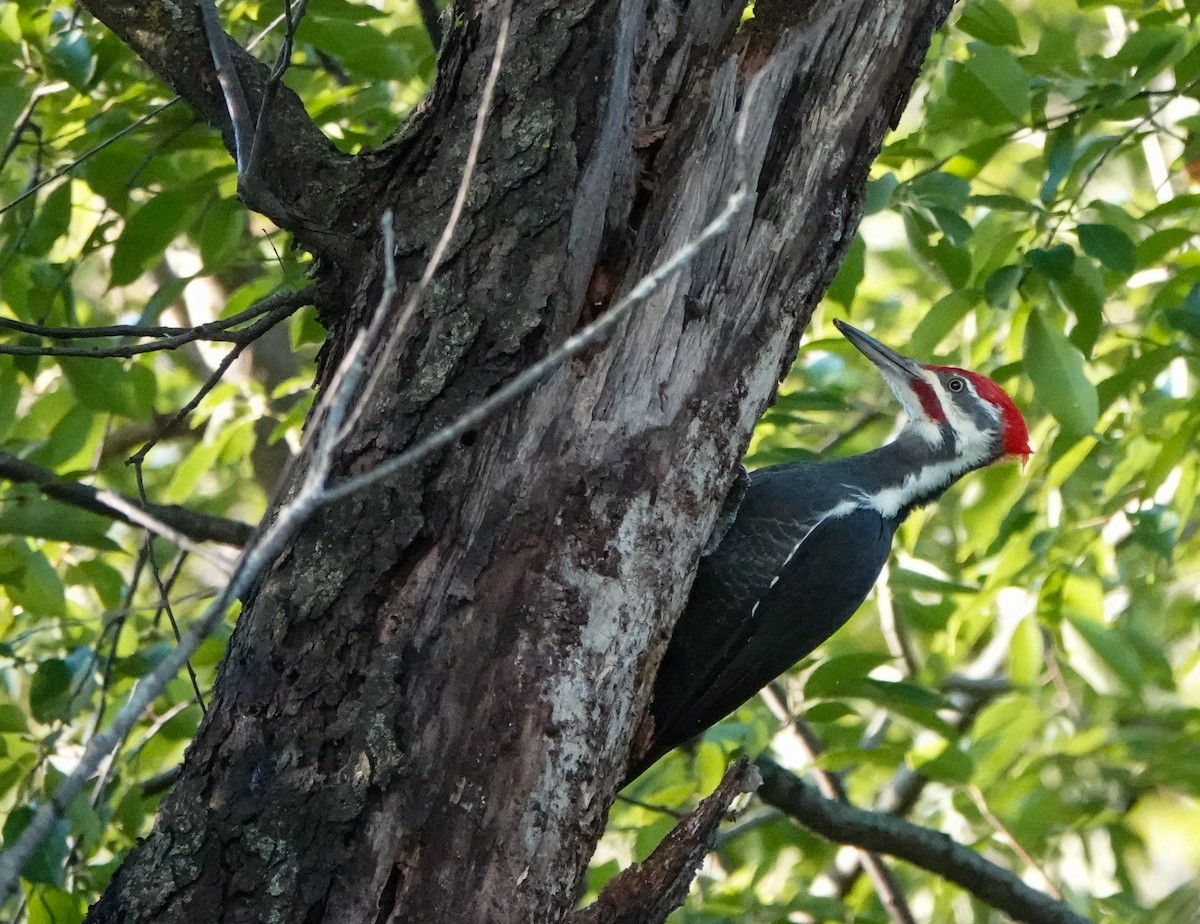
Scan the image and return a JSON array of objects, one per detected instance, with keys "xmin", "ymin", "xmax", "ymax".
[{"xmin": 629, "ymin": 319, "xmax": 1031, "ymax": 780}]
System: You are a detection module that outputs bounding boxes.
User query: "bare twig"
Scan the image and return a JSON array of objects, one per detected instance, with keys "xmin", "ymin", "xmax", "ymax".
[
  {"xmin": 757, "ymin": 759, "xmax": 1092, "ymax": 924},
  {"xmin": 875, "ymin": 561, "xmax": 919, "ymax": 676},
  {"xmin": 0, "ymin": 105, "xmax": 178, "ymax": 218},
  {"xmin": 244, "ymin": 0, "xmax": 311, "ymax": 185},
  {"xmin": 967, "ymin": 786, "xmax": 1062, "ymax": 900},
  {"xmin": 0, "ymin": 287, "xmax": 307, "ymax": 358},
  {"xmin": 0, "ymin": 9, "xmax": 288, "ymax": 218},
  {"xmin": 127, "ymin": 291, "xmax": 307, "ymax": 465},
  {"xmin": 0, "ymin": 208, "xmax": 404, "ymax": 904},
  {"xmin": 1043, "ymin": 76, "xmax": 1200, "ymax": 246},
  {"xmin": 137, "ymin": 465, "xmax": 208, "ymax": 713},
  {"xmin": 0, "ymin": 289, "xmax": 302, "ymax": 341},
  {"xmin": 323, "ymin": 182, "xmax": 749, "ymax": 507},
  {"xmin": 93, "ymin": 491, "xmax": 237, "ymax": 572},
  {"xmin": 0, "ymin": 451, "xmax": 252, "ymax": 546},
  {"xmin": 196, "ymin": 0, "xmax": 254, "ymax": 171},
  {"xmin": 821, "ymin": 675, "xmax": 1010, "ymax": 899}
]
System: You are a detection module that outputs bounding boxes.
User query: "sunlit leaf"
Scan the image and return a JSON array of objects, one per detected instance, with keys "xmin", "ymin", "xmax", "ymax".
[{"xmin": 1023, "ymin": 309, "xmax": 1099, "ymax": 435}]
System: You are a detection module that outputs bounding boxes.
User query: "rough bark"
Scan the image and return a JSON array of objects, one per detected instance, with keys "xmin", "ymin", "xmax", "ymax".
[{"xmin": 84, "ymin": 0, "xmax": 953, "ymax": 921}]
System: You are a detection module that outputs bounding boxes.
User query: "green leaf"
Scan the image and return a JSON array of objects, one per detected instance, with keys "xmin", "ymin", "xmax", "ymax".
[
  {"xmin": 197, "ymin": 198, "xmax": 247, "ymax": 270},
  {"xmin": 46, "ymin": 28, "xmax": 96, "ymax": 91},
  {"xmin": 983, "ymin": 264, "xmax": 1022, "ymax": 309},
  {"xmin": 26, "ymin": 886, "xmax": 87, "ymax": 924},
  {"xmin": 1029, "ymin": 244, "xmax": 1075, "ymax": 280},
  {"xmin": 109, "ymin": 193, "xmax": 199, "ymax": 287},
  {"xmin": 29, "ymin": 658, "xmax": 73, "ymax": 724},
  {"xmin": 947, "ymin": 43, "xmax": 1031, "ymax": 126},
  {"xmin": 0, "ymin": 361, "xmax": 19, "ymax": 443},
  {"xmin": 0, "ymin": 492, "xmax": 119, "ymax": 550},
  {"xmin": 1040, "ymin": 126, "xmax": 1075, "ymax": 204},
  {"xmin": 825, "ymin": 235, "xmax": 864, "ymax": 308},
  {"xmin": 914, "ymin": 744, "xmax": 975, "ymax": 784},
  {"xmin": 1023, "ymin": 310, "xmax": 1098, "ymax": 435},
  {"xmin": 863, "ymin": 173, "xmax": 898, "ymax": 215},
  {"xmin": 0, "ymin": 541, "xmax": 67, "ymax": 617},
  {"xmin": 956, "ymin": 0, "xmax": 1023, "ymax": 47},
  {"xmin": 1066, "ymin": 615, "xmax": 1144, "ymax": 692},
  {"xmin": 1136, "ymin": 228, "xmax": 1193, "ymax": 268},
  {"xmin": 1163, "ymin": 307, "xmax": 1200, "ymax": 343},
  {"xmin": 58, "ymin": 357, "xmax": 155, "ymax": 418},
  {"xmin": 0, "ymin": 702, "xmax": 29, "ymax": 733},
  {"xmin": 909, "ymin": 289, "xmax": 979, "ymax": 355},
  {"xmin": 1077, "ymin": 223, "xmax": 1135, "ymax": 275},
  {"xmin": 804, "ymin": 653, "xmax": 892, "ymax": 698},
  {"xmin": 23, "ymin": 182, "xmax": 73, "ymax": 256}
]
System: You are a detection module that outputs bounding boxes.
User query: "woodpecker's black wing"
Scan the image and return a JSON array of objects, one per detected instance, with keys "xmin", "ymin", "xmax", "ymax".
[{"xmin": 633, "ymin": 468, "xmax": 894, "ymax": 778}]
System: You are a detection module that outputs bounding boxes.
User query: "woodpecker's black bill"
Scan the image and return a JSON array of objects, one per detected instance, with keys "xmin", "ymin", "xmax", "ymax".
[{"xmin": 832, "ymin": 319, "xmax": 923, "ymax": 381}]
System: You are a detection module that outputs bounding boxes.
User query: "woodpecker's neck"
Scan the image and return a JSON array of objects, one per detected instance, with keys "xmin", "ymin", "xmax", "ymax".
[{"xmin": 835, "ymin": 425, "xmax": 994, "ymax": 521}]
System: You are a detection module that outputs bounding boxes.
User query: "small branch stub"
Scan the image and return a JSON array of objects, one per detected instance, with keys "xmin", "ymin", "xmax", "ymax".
[{"xmin": 572, "ymin": 759, "xmax": 760, "ymax": 924}]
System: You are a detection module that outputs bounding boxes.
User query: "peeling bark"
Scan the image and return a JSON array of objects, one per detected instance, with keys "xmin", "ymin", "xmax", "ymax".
[{"xmin": 85, "ymin": 0, "xmax": 954, "ymax": 921}]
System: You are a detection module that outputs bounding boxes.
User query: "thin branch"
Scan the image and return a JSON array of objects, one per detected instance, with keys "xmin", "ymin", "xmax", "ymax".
[
  {"xmin": 93, "ymin": 491, "xmax": 237, "ymax": 572},
  {"xmin": 875, "ymin": 561, "xmax": 919, "ymax": 676},
  {"xmin": 138, "ymin": 464, "xmax": 208, "ymax": 713},
  {"xmin": 824, "ymin": 675, "xmax": 1007, "ymax": 898},
  {"xmin": 0, "ymin": 289, "xmax": 300, "ymax": 341},
  {"xmin": 0, "ymin": 451, "xmax": 252, "ymax": 546},
  {"xmin": 126, "ymin": 291, "xmax": 308, "ymax": 465},
  {"xmin": 0, "ymin": 105, "xmax": 177, "ymax": 218},
  {"xmin": 756, "ymin": 760, "xmax": 1093, "ymax": 924},
  {"xmin": 0, "ymin": 9, "xmax": 288, "ymax": 218},
  {"xmin": 764, "ymin": 690, "xmax": 916, "ymax": 924},
  {"xmin": 1043, "ymin": 76, "xmax": 1200, "ymax": 246},
  {"xmin": 196, "ymin": 0, "xmax": 254, "ymax": 172},
  {"xmin": 0, "ymin": 287, "xmax": 307, "ymax": 358},
  {"xmin": 244, "ymin": 0, "xmax": 310, "ymax": 185},
  {"xmin": 967, "ymin": 786, "xmax": 1062, "ymax": 901},
  {"xmin": 0, "ymin": 208, "xmax": 404, "ymax": 905},
  {"xmin": 614, "ymin": 794, "xmax": 686, "ymax": 821}
]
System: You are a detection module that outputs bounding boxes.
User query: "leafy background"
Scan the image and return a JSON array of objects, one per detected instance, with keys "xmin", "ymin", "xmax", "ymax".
[{"xmin": 1, "ymin": 0, "xmax": 1198, "ymax": 921}]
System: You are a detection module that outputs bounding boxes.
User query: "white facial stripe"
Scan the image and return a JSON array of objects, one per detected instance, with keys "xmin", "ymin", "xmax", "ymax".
[
  {"xmin": 851, "ymin": 374, "xmax": 1001, "ymax": 518},
  {"xmin": 940, "ymin": 378, "xmax": 996, "ymax": 463}
]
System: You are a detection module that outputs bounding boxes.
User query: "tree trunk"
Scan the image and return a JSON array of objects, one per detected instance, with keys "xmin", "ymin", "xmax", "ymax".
[{"xmin": 84, "ymin": 0, "xmax": 952, "ymax": 920}]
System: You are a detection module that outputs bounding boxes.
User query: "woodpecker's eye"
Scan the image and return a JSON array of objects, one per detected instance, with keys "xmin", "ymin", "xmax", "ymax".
[{"xmin": 948, "ymin": 377, "xmax": 965, "ymax": 393}]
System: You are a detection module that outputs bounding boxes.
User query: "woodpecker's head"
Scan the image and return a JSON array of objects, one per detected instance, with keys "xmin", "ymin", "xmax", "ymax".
[{"xmin": 833, "ymin": 319, "xmax": 1032, "ymax": 468}]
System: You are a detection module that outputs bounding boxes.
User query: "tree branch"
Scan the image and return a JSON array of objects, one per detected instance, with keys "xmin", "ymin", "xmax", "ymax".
[
  {"xmin": 0, "ymin": 287, "xmax": 309, "ymax": 358},
  {"xmin": 571, "ymin": 760, "xmax": 760, "ymax": 924},
  {"xmin": 74, "ymin": 0, "xmax": 383, "ymax": 260},
  {"xmin": 0, "ymin": 452, "xmax": 252, "ymax": 547},
  {"xmin": 755, "ymin": 759, "xmax": 1094, "ymax": 924}
]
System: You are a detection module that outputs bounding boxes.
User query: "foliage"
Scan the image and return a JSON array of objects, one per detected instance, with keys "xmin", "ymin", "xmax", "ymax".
[{"xmin": 0, "ymin": 0, "xmax": 1196, "ymax": 922}]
